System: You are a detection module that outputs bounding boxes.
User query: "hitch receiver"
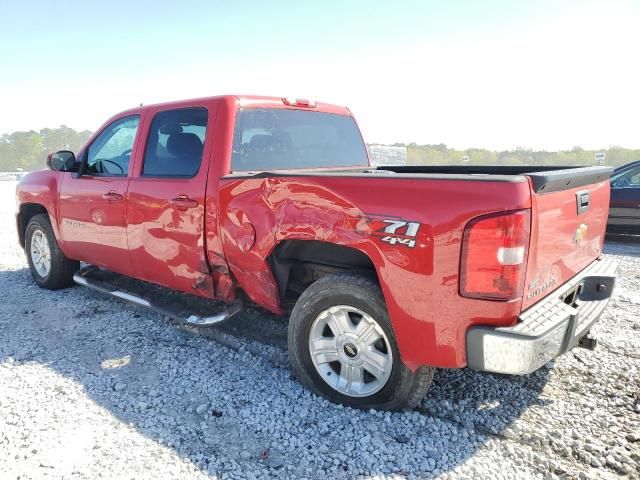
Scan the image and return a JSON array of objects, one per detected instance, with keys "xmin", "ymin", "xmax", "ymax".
[{"xmin": 578, "ymin": 333, "xmax": 598, "ymax": 351}]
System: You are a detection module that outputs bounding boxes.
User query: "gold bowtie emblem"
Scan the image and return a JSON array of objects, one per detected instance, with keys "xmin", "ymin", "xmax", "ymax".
[{"xmin": 573, "ymin": 224, "xmax": 588, "ymax": 243}]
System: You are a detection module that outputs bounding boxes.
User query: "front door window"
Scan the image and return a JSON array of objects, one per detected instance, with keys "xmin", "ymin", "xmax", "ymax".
[{"xmin": 85, "ymin": 115, "xmax": 139, "ymax": 176}]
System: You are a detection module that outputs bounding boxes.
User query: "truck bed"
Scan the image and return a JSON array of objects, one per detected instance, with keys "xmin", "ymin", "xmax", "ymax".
[{"xmin": 220, "ymin": 163, "xmax": 613, "ymax": 365}]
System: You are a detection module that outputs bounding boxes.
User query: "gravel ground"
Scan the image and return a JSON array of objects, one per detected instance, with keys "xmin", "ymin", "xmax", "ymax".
[{"xmin": 0, "ymin": 180, "xmax": 638, "ymax": 480}]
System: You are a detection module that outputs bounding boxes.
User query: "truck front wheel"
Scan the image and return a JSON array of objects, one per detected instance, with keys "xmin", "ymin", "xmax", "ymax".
[
  {"xmin": 288, "ymin": 272, "xmax": 434, "ymax": 410},
  {"xmin": 25, "ymin": 214, "xmax": 79, "ymax": 290}
]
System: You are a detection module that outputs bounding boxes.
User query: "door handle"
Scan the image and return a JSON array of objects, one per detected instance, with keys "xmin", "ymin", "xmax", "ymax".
[
  {"xmin": 169, "ymin": 196, "xmax": 198, "ymax": 210},
  {"xmin": 102, "ymin": 191, "xmax": 123, "ymax": 202}
]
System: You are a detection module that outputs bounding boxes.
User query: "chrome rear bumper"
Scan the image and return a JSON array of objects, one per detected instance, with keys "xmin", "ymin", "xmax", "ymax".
[{"xmin": 466, "ymin": 257, "xmax": 617, "ymax": 375}]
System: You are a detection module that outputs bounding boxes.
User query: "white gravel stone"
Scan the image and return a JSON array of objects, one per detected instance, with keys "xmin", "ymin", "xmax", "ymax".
[{"xmin": 0, "ymin": 180, "xmax": 638, "ymax": 479}]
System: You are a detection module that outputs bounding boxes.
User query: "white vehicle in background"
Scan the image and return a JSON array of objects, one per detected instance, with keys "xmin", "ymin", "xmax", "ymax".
[{"xmin": 0, "ymin": 170, "xmax": 27, "ymax": 182}]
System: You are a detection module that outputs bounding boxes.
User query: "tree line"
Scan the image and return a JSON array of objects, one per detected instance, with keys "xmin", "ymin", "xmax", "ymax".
[
  {"xmin": 1, "ymin": 126, "xmax": 638, "ymax": 171},
  {"xmin": 396, "ymin": 143, "xmax": 640, "ymax": 167},
  {"xmin": 0, "ymin": 126, "xmax": 92, "ymax": 171}
]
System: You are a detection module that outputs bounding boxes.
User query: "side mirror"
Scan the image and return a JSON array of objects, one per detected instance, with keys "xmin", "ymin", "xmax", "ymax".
[{"xmin": 47, "ymin": 151, "xmax": 78, "ymax": 172}]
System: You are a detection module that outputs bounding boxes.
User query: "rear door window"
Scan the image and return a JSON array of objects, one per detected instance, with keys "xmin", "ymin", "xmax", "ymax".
[{"xmin": 142, "ymin": 108, "xmax": 208, "ymax": 177}]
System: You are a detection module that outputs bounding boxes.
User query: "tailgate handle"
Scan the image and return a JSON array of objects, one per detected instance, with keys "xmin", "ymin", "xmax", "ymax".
[{"xmin": 576, "ymin": 190, "xmax": 590, "ymax": 214}]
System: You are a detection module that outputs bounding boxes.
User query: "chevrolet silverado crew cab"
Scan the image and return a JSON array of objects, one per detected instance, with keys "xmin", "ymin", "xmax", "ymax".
[{"xmin": 16, "ymin": 95, "xmax": 617, "ymax": 410}]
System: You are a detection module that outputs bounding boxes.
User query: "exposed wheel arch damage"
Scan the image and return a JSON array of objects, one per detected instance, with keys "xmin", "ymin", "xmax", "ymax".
[{"xmin": 267, "ymin": 239, "xmax": 379, "ymax": 304}]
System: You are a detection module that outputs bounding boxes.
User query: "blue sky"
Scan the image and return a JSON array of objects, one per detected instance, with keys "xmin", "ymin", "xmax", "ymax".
[{"xmin": 1, "ymin": 0, "xmax": 638, "ymax": 149}]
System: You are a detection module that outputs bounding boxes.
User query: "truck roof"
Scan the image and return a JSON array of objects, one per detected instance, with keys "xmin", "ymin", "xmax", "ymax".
[{"xmin": 121, "ymin": 95, "xmax": 352, "ymax": 117}]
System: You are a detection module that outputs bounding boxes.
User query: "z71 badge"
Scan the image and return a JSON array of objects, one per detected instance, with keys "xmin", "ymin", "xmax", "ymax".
[{"xmin": 366, "ymin": 216, "xmax": 422, "ymax": 248}]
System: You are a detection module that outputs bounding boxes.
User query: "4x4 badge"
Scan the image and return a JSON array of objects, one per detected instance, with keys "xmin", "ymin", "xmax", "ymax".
[{"xmin": 364, "ymin": 217, "xmax": 422, "ymax": 248}]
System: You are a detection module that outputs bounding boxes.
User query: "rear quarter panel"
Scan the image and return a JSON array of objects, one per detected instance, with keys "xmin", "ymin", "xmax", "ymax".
[{"xmin": 218, "ymin": 174, "xmax": 532, "ymax": 369}]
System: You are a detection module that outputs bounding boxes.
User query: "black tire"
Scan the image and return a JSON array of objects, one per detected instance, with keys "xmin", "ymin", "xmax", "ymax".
[
  {"xmin": 288, "ymin": 272, "xmax": 435, "ymax": 411},
  {"xmin": 25, "ymin": 213, "xmax": 79, "ymax": 289}
]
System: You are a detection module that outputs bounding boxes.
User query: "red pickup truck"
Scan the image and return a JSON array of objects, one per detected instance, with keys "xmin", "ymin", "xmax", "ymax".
[{"xmin": 16, "ymin": 95, "xmax": 617, "ymax": 410}]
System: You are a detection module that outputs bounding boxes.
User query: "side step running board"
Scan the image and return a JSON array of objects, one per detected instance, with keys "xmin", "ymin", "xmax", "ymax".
[{"xmin": 73, "ymin": 267, "xmax": 242, "ymax": 327}]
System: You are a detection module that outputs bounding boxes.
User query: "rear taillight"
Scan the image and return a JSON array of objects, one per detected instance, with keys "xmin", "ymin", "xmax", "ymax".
[{"xmin": 460, "ymin": 209, "xmax": 531, "ymax": 301}]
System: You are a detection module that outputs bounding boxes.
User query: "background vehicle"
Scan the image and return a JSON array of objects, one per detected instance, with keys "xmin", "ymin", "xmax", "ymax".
[
  {"xmin": 16, "ymin": 95, "xmax": 616, "ymax": 410},
  {"xmin": 608, "ymin": 160, "xmax": 640, "ymax": 236}
]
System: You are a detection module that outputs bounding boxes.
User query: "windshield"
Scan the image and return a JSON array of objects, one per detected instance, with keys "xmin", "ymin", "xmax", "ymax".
[{"xmin": 231, "ymin": 108, "xmax": 368, "ymax": 171}]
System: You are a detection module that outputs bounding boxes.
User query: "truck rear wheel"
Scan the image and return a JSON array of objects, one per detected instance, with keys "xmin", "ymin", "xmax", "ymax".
[
  {"xmin": 288, "ymin": 272, "xmax": 434, "ymax": 410},
  {"xmin": 25, "ymin": 213, "xmax": 79, "ymax": 289}
]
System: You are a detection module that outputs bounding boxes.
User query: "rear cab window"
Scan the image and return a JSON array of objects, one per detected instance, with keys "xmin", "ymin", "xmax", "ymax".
[{"xmin": 231, "ymin": 109, "xmax": 368, "ymax": 172}]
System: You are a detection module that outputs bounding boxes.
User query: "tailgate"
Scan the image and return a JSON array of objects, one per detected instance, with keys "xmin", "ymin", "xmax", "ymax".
[{"xmin": 522, "ymin": 167, "xmax": 613, "ymax": 309}]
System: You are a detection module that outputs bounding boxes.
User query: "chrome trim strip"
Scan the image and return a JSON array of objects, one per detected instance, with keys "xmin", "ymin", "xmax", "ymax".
[{"xmin": 112, "ymin": 290, "xmax": 151, "ymax": 307}]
